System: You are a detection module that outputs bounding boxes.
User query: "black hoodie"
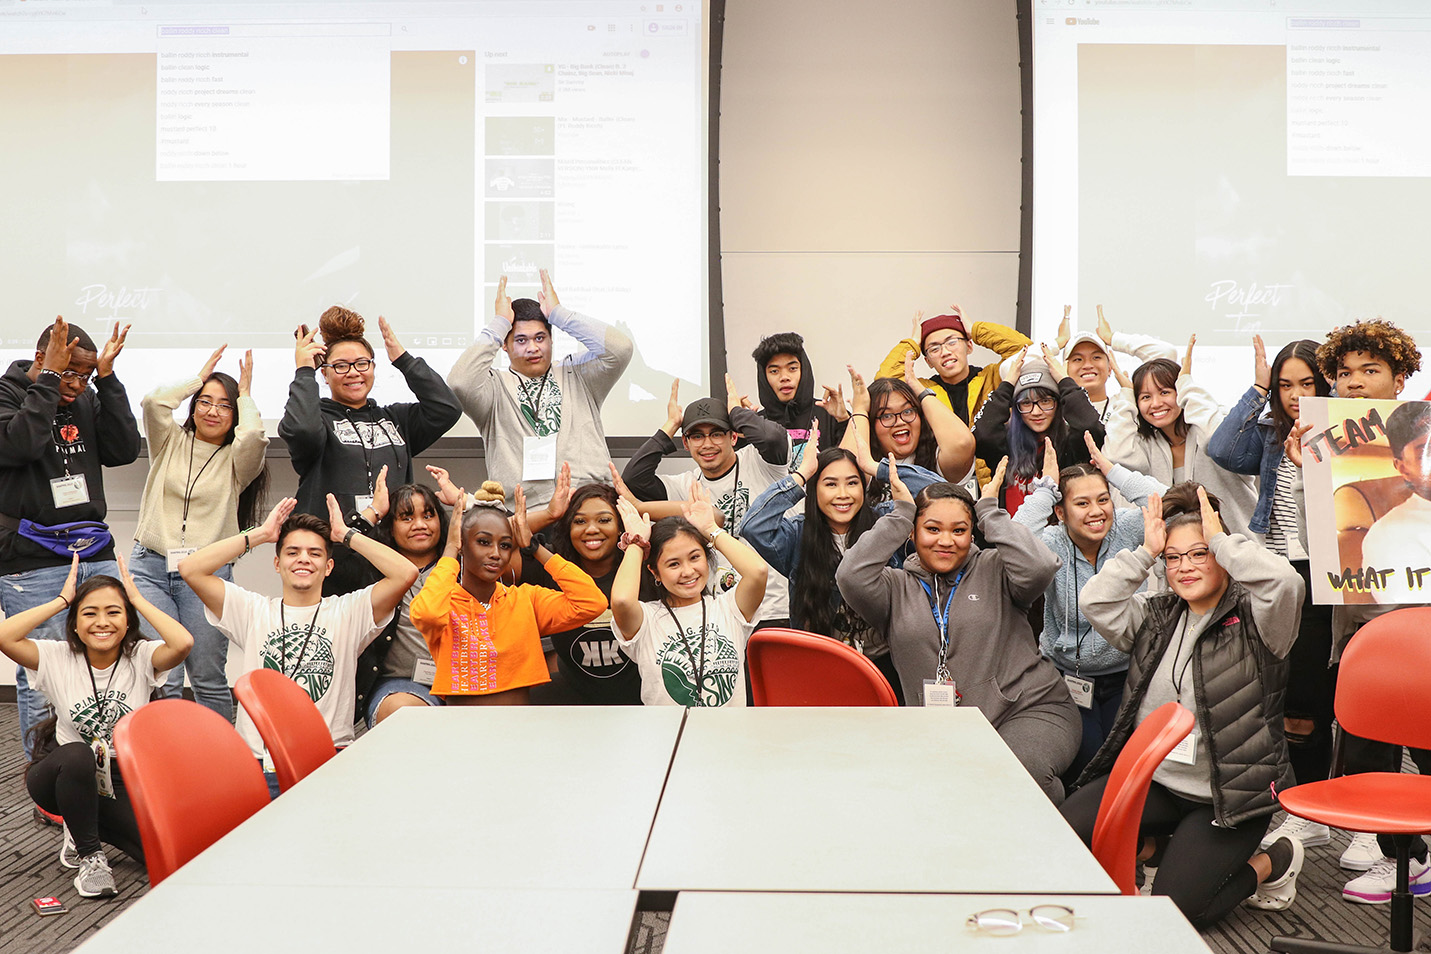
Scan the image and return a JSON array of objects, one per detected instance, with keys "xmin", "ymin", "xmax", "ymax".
[
  {"xmin": 753, "ymin": 338, "xmax": 848, "ymax": 468},
  {"xmin": 0, "ymin": 360, "xmax": 141, "ymax": 572}
]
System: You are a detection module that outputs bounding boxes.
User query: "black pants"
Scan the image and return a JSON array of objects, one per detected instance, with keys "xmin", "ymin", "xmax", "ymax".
[
  {"xmin": 1062, "ymin": 669, "xmax": 1125, "ymax": 784},
  {"xmin": 1285, "ymin": 560, "xmax": 1337, "ymax": 785},
  {"xmin": 1342, "ymin": 732, "xmax": 1431, "ymax": 862},
  {"xmin": 1061, "ymin": 775, "xmax": 1269, "ymax": 929},
  {"xmin": 26, "ymin": 741, "xmax": 145, "ymax": 862}
]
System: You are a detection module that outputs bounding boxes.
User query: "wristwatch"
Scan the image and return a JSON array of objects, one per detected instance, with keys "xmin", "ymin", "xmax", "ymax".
[{"xmin": 916, "ymin": 388, "xmax": 937, "ymax": 403}]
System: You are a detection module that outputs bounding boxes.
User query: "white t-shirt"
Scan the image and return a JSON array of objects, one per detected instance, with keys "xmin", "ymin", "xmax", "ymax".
[
  {"xmin": 661, "ymin": 444, "xmax": 790, "ymax": 622},
  {"xmin": 206, "ymin": 582, "xmax": 392, "ymax": 758},
  {"xmin": 613, "ymin": 590, "xmax": 756, "ymax": 707},
  {"xmin": 27, "ymin": 640, "xmax": 167, "ymax": 751}
]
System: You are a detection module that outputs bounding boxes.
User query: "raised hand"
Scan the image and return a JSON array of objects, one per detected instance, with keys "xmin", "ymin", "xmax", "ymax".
[
  {"xmin": 294, "ymin": 324, "xmax": 325, "ymax": 370},
  {"xmin": 1284, "ymin": 419, "xmax": 1313, "ymax": 468},
  {"xmin": 325, "ymin": 494, "xmax": 350, "ymax": 543},
  {"xmin": 513, "ymin": 484, "xmax": 534, "ymax": 548},
  {"xmin": 495, "ymin": 275, "xmax": 514, "ymax": 322},
  {"xmin": 1181, "ymin": 334, "xmax": 1197, "ymax": 378},
  {"xmin": 60, "ymin": 553, "xmax": 79, "ymax": 607},
  {"xmin": 1196, "ymin": 485, "xmax": 1223, "ymax": 538},
  {"xmin": 200, "ymin": 344, "xmax": 227, "ymax": 381},
  {"xmin": 237, "ymin": 350, "xmax": 254, "ymax": 395},
  {"xmin": 446, "ymin": 489, "xmax": 467, "ymax": 556},
  {"xmin": 819, "ymin": 384, "xmax": 849, "ymax": 422},
  {"xmin": 114, "ymin": 552, "xmax": 143, "ymax": 604},
  {"xmin": 538, "ymin": 268, "xmax": 560, "ymax": 318},
  {"xmin": 888, "ymin": 454, "xmax": 913, "ymax": 503},
  {"xmin": 1041, "ymin": 438, "xmax": 1060, "ymax": 482},
  {"xmin": 40, "ymin": 316, "xmax": 79, "ymax": 376},
  {"xmin": 1084, "ymin": 430, "xmax": 1113, "ymax": 475},
  {"xmin": 1253, "ymin": 334, "xmax": 1271, "ymax": 393},
  {"xmin": 257, "ymin": 498, "xmax": 297, "ymax": 545},
  {"xmin": 1108, "ymin": 350, "xmax": 1133, "ymax": 392},
  {"xmin": 852, "ymin": 420, "xmax": 880, "ymax": 477},
  {"xmin": 1142, "ymin": 492, "xmax": 1167, "ymax": 556},
  {"xmin": 664, "ymin": 379, "xmax": 683, "ymax": 436},
  {"xmin": 983, "ymin": 457, "xmax": 1008, "ymax": 500},
  {"xmin": 372, "ymin": 465, "xmax": 390, "ymax": 521},
  {"xmin": 725, "ymin": 372, "xmax": 746, "ymax": 413},
  {"xmin": 847, "ymin": 364, "xmax": 870, "ymax": 414},
  {"xmin": 1055, "ymin": 305, "xmax": 1071, "ymax": 352},
  {"xmin": 424, "ymin": 464, "xmax": 462, "ymax": 507},
  {"xmin": 1041, "ymin": 342, "xmax": 1068, "ymax": 382},
  {"xmin": 547, "ymin": 462, "xmax": 573, "ymax": 520},
  {"xmin": 902, "ymin": 351, "xmax": 922, "ymax": 393},
  {"xmin": 608, "ymin": 461, "xmax": 640, "ymax": 507},
  {"xmin": 1009, "ymin": 346, "xmax": 1029, "ymax": 381},
  {"xmin": 682, "ymin": 479, "xmax": 720, "ymax": 537},
  {"xmin": 97, "ymin": 322, "xmax": 131, "ymax": 377},
  {"xmin": 378, "ymin": 315, "xmax": 406, "ymax": 361},
  {"xmin": 910, "ymin": 309, "xmax": 924, "ymax": 344},
  {"xmin": 1096, "ymin": 305, "xmax": 1113, "ymax": 346},
  {"xmin": 796, "ymin": 419, "xmax": 822, "ymax": 484},
  {"xmin": 616, "ymin": 496, "xmax": 652, "ymax": 541}
]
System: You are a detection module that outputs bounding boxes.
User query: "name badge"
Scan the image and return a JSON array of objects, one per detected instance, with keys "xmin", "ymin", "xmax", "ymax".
[
  {"xmin": 166, "ymin": 547, "xmax": 198, "ymax": 573},
  {"xmin": 412, "ymin": 658, "xmax": 437, "ymax": 687},
  {"xmin": 354, "ymin": 495, "xmax": 374, "ymax": 515},
  {"xmin": 922, "ymin": 678, "xmax": 957, "ymax": 707},
  {"xmin": 1064, "ymin": 673, "xmax": 1094, "ymax": 710},
  {"xmin": 522, "ymin": 433, "xmax": 558, "ymax": 482},
  {"xmin": 93, "ymin": 738, "xmax": 115, "ymax": 799},
  {"xmin": 50, "ymin": 474, "xmax": 90, "ymax": 508},
  {"xmin": 1165, "ymin": 729, "xmax": 1198, "ymax": 765},
  {"xmin": 261, "ymin": 748, "xmax": 276, "ymax": 774}
]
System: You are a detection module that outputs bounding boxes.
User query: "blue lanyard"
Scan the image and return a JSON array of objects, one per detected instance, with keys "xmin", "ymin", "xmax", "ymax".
[{"xmin": 918, "ymin": 569, "xmax": 965, "ymax": 683}]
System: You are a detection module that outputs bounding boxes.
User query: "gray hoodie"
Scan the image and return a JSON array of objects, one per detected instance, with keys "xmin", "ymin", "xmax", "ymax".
[{"xmin": 836, "ymin": 497, "xmax": 1073, "ymax": 722}]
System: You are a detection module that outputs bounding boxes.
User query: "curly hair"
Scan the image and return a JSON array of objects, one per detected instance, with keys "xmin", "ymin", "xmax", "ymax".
[
  {"xmin": 317, "ymin": 305, "xmax": 375, "ymax": 357},
  {"xmin": 1316, "ymin": 318, "xmax": 1421, "ymax": 381}
]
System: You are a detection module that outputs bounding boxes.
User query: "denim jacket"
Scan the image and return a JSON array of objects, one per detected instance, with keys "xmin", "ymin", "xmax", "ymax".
[{"xmin": 1205, "ymin": 385, "xmax": 1280, "ymax": 535}]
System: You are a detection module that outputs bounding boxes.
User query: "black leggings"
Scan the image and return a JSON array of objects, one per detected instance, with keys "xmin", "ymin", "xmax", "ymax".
[
  {"xmin": 26, "ymin": 741, "xmax": 145, "ymax": 862},
  {"xmin": 1342, "ymin": 732, "xmax": 1431, "ymax": 862},
  {"xmin": 1284, "ymin": 560, "xmax": 1337, "ymax": 785},
  {"xmin": 1061, "ymin": 775, "xmax": 1269, "ymax": 929}
]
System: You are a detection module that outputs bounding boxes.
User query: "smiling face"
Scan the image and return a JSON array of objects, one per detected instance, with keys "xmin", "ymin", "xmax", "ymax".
[
  {"xmin": 463, "ymin": 510, "xmax": 517, "ymax": 585},
  {"xmin": 814, "ymin": 458, "xmax": 864, "ymax": 533},
  {"xmin": 1276, "ymin": 356, "xmax": 1320, "ymax": 423},
  {"xmin": 1056, "ymin": 474, "xmax": 1114, "ymax": 548},
  {"xmin": 322, "ymin": 340, "xmax": 376, "ymax": 409},
  {"xmin": 191, "ymin": 378, "xmax": 236, "ymax": 445},
  {"xmin": 568, "ymin": 496, "xmax": 620, "ymax": 567},
  {"xmin": 1017, "ymin": 389, "xmax": 1057, "ymax": 434},
  {"xmin": 764, "ymin": 353, "xmax": 802, "ymax": 406},
  {"xmin": 1136, "ymin": 375, "xmax": 1183, "ymax": 436},
  {"xmin": 504, "ymin": 318, "xmax": 554, "ymax": 378},
  {"xmin": 922, "ymin": 328, "xmax": 973, "ymax": 384},
  {"xmin": 392, "ymin": 494, "xmax": 443, "ymax": 560},
  {"xmin": 1163, "ymin": 522, "xmax": 1229, "ymax": 613},
  {"xmin": 912, "ymin": 497, "xmax": 974, "ymax": 575},
  {"xmin": 1066, "ymin": 341, "xmax": 1111, "ymax": 396},
  {"xmin": 1336, "ymin": 350, "xmax": 1404, "ymax": 400},
  {"xmin": 872, "ymin": 392, "xmax": 922, "ymax": 459},
  {"xmin": 683, "ymin": 424, "xmax": 738, "ymax": 477},
  {"xmin": 274, "ymin": 528, "xmax": 334, "ymax": 596},
  {"xmin": 651, "ymin": 530, "xmax": 710, "ymax": 607},
  {"xmin": 73, "ymin": 584, "xmax": 130, "ymax": 664}
]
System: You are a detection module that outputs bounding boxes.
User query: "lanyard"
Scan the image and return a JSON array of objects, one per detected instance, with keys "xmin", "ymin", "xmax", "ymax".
[
  {"xmin": 1170, "ymin": 609, "xmax": 1198, "ymax": 696},
  {"xmin": 179, "ymin": 432, "xmax": 220, "ymax": 547},
  {"xmin": 704, "ymin": 455, "xmax": 741, "ymax": 528},
  {"xmin": 663, "ymin": 596, "xmax": 709, "ymax": 707},
  {"xmin": 85, "ymin": 654, "xmax": 121, "ymax": 743},
  {"xmin": 515, "ymin": 370, "xmax": 553, "ymax": 433},
  {"xmin": 345, "ymin": 410, "xmax": 377, "ymax": 496},
  {"xmin": 278, "ymin": 600, "xmax": 323, "ymax": 679},
  {"xmin": 57, "ymin": 408, "xmax": 77, "ymax": 477},
  {"xmin": 918, "ymin": 568, "xmax": 965, "ymax": 684}
]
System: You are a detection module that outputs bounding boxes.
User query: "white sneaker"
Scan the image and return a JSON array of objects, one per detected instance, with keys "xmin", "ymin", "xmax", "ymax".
[
  {"xmin": 1260, "ymin": 815, "xmax": 1332, "ymax": 851},
  {"xmin": 59, "ymin": 824, "xmax": 80, "ymax": 869},
  {"xmin": 73, "ymin": 851, "xmax": 117, "ymax": 899},
  {"xmin": 1342, "ymin": 857, "xmax": 1431, "ymax": 905},
  {"xmin": 1340, "ymin": 831, "xmax": 1384, "ymax": 871}
]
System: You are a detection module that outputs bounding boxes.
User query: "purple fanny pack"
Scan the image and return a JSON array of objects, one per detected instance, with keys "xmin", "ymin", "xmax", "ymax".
[{"xmin": 16, "ymin": 519, "xmax": 112, "ymax": 559}]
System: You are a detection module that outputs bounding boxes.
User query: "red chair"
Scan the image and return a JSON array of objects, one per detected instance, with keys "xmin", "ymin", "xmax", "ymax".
[
  {"xmin": 114, "ymin": 699, "xmax": 270, "ymax": 886},
  {"xmin": 747, "ymin": 628, "xmax": 898, "ymax": 706},
  {"xmin": 1271, "ymin": 607, "xmax": 1431, "ymax": 954},
  {"xmin": 1089, "ymin": 701, "xmax": 1196, "ymax": 896},
  {"xmin": 234, "ymin": 669, "xmax": 338, "ymax": 793}
]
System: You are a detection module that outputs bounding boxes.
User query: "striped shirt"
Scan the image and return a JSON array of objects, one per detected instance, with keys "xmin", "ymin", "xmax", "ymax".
[{"xmin": 1264, "ymin": 454, "xmax": 1306, "ymax": 561}]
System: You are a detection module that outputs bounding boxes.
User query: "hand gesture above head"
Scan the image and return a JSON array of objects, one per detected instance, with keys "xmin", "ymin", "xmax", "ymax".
[
  {"xmin": 664, "ymin": 379, "xmax": 683, "ymax": 436},
  {"xmin": 902, "ymin": 351, "xmax": 923, "ymax": 393},
  {"xmin": 238, "ymin": 350, "xmax": 254, "ymax": 396},
  {"xmin": 200, "ymin": 345, "xmax": 227, "ymax": 381},
  {"xmin": 983, "ymin": 457, "xmax": 1008, "ymax": 501},
  {"xmin": 377, "ymin": 316, "xmax": 406, "ymax": 361},
  {"xmin": 796, "ymin": 420, "xmax": 822, "ymax": 485},
  {"xmin": 495, "ymin": 275, "xmax": 514, "ymax": 322},
  {"xmin": 616, "ymin": 496, "xmax": 652, "ymax": 542},
  {"xmin": 512, "ymin": 484, "xmax": 534, "ymax": 548},
  {"xmin": 1096, "ymin": 305, "xmax": 1114, "ymax": 346},
  {"xmin": 1055, "ymin": 305, "xmax": 1072, "ymax": 352},
  {"xmin": 1196, "ymin": 485, "xmax": 1224, "ymax": 539},
  {"xmin": 1181, "ymin": 334, "xmax": 1197, "ymax": 378},
  {"xmin": 41, "ymin": 316, "xmax": 78, "ymax": 375},
  {"xmin": 97, "ymin": 323, "xmax": 130, "ymax": 378},
  {"xmin": 847, "ymin": 364, "xmax": 869, "ymax": 414},
  {"xmin": 371, "ymin": 465, "xmax": 391, "ymax": 521},
  {"xmin": 294, "ymin": 325, "xmax": 324, "ymax": 370},
  {"xmin": 1253, "ymin": 334, "xmax": 1271, "ymax": 393},
  {"xmin": 1141, "ymin": 493, "xmax": 1167, "ymax": 557},
  {"xmin": 538, "ymin": 268, "xmax": 560, "ymax": 318},
  {"xmin": 819, "ymin": 384, "xmax": 849, "ymax": 422},
  {"xmin": 888, "ymin": 454, "xmax": 913, "ymax": 504},
  {"xmin": 682, "ymin": 479, "xmax": 720, "ymax": 537},
  {"xmin": 1084, "ymin": 430, "xmax": 1113, "ymax": 475},
  {"xmin": 1041, "ymin": 343, "xmax": 1068, "ymax": 382},
  {"xmin": 1041, "ymin": 438, "xmax": 1060, "ymax": 482},
  {"xmin": 608, "ymin": 462, "xmax": 640, "ymax": 508},
  {"xmin": 257, "ymin": 498, "xmax": 298, "ymax": 546},
  {"xmin": 425, "ymin": 465, "xmax": 462, "ymax": 507},
  {"xmin": 546, "ymin": 462, "xmax": 573, "ymax": 520}
]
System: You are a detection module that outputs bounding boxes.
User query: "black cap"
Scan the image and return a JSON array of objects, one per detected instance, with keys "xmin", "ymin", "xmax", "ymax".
[{"xmin": 681, "ymin": 397, "xmax": 732, "ymax": 435}]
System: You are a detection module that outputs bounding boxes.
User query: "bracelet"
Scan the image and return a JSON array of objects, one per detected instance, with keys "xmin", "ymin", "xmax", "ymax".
[
  {"xmin": 709, "ymin": 527, "xmax": 726, "ymax": 542},
  {"xmin": 342, "ymin": 528, "xmax": 359, "ymax": 548},
  {"xmin": 791, "ymin": 472, "xmax": 807, "ymax": 486},
  {"xmin": 243, "ymin": 533, "xmax": 251, "ymax": 555},
  {"xmin": 38, "ymin": 368, "xmax": 61, "ymax": 380},
  {"xmin": 1253, "ymin": 383, "xmax": 1270, "ymax": 395},
  {"xmin": 916, "ymin": 388, "xmax": 937, "ymax": 403},
  {"xmin": 57, "ymin": 594, "xmax": 70, "ymax": 608},
  {"xmin": 851, "ymin": 412, "xmax": 869, "ymax": 420}
]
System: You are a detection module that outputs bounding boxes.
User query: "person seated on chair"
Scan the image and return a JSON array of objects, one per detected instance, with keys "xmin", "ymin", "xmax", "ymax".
[
  {"xmin": 1, "ymin": 555, "xmax": 192, "ymax": 900},
  {"xmin": 1060, "ymin": 483, "xmax": 1306, "ymax": 925},
  {"xmin": 834, "ymin": 459, "xmax": 1081, "ymax": 804},
  {"xmin": 739, "ymin": 420, "xmax": 944, "ymax": 704},
  {"xmin": 180, "ymin": 497, "xmax": 417, "ymax": 796}
]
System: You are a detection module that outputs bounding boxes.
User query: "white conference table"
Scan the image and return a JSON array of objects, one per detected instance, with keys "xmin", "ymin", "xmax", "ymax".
[
  {"xmin": 637, "ymin": 706, "xmax": 1118, "ymax": 894},
  {"xmin": 167, "ymin": 705, "xmax": 684, "ymax": 890},
  {"xmin": 661, "ymin": 892, "xmax": 1213, "ymax": 954},
  {"xmin": 75, "ymin": 885, "xmax": 638, "ymax": 954}
]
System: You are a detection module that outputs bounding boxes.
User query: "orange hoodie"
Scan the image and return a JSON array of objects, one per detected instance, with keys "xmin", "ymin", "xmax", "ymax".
[{"xmin": 410, "ymin": 554, "xmax": 607, "ymax": 696}]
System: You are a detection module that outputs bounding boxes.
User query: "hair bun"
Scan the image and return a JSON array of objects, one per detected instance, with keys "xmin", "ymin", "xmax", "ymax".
[
  {"xmin": 472, "ymin": 481, "xmax": 507, "ymax": 506},
  {"xmin": 318, "ymin": 305, "xmax": 366, "ymax": 345}
]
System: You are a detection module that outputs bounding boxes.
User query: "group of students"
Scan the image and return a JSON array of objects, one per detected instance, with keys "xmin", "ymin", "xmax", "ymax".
[{"xmin": 0, "ymin": 277, "xmax": 1425, "ymax": 928}]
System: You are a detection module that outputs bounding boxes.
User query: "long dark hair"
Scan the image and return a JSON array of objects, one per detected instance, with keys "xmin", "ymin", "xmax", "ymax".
[
  {"xmin": 1269, "ymin": 339, "xmax": 1330, "ymax": 443},
  {"xmin": 645, "ymin": 517, "xmax": 714, "ymax": 605},
  {"xmin": 793, "ymin": 449, "xmax": 878, "ymax": 634},
  {"xmin": 866, "ymin": 378, "xmax": 939, "ymax": 500},
  {"xmin": 1132, "ymin": 359, "xmax": 1191, "ymax": 442},
  {"xmin": 1006, "ymin": 386, "xmax": 1067, "ymax": 482},
  {"xmin": 65, "ymin": 576, "xmax": 144, "ymax": 659},
  {"xmin": 183, "ymin": 371, "xmax": 269, "ymax": 529},
  {"xmin": 551, "ymin": 483, "xmax": 619, "ymax": 566},
  {"xmin": 375, "ymin": 483, "xmax": 449, "ymax": 559}
]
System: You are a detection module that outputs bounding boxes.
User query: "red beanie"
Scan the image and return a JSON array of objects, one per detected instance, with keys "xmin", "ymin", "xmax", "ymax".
[{"xmin": 919, "ymin": 309, "xmax": 968, "ymax": 350}]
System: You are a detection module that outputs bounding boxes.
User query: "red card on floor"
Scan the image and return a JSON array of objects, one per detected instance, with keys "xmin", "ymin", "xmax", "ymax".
[{"xmin": 32, "ymin": 896, "xmax": 67, "ymax": 916}]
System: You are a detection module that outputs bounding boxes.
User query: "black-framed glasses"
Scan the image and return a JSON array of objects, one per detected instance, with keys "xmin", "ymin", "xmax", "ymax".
[
  {"xmin": 324, "ymin": 358, "xmax": 375, "ymax": 374},
  {"xmin": 966, "ymin": 905, "xmax": 1079, "ymax": 936},
  {"xmin": 923, "ymin": 335, "xmax": 969, "ymax": 358},
  {"xmin": 1016, "ymin": 396, "xmax": 1058, "ymax": 413},
  {"xmin": 875, "ymin": 406, "xmax": 920, "ymax": 428},
  {"xmin": 195, "ymin": 397, "xmax": 235, "ymax": 415},
  {"xmin": 1163, "ymin": 547, "xmax": 1212, "ymax": 569}
]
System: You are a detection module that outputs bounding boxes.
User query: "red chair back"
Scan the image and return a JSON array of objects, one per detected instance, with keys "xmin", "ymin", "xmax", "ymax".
[
  {"xmin": 1090, "ymin": 701, "xmax": 1196, "ymax": 895},
  {"xmin": 747, "ymin": 628, "xmax": 899, "ymax": 706},
  {"xmin": 234, "ymin": 669, "xmax": 338, "ymax": 792},
  {"xmin": 1335, "ymin": 607, "xmax": 1431, "ymax": 751},
  {"xmin": 114, "ymin": 699, "xmax": 270, "ymax": 886}
]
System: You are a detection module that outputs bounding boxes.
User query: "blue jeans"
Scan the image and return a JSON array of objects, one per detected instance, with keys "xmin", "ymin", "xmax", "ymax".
[
  {"xmin": 128, "ymin": 544, "xmax": 234, "ymax": 722},
  {"xmin": 1, "ymin": 559, "xmax": 119, "ymax": 759}
]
